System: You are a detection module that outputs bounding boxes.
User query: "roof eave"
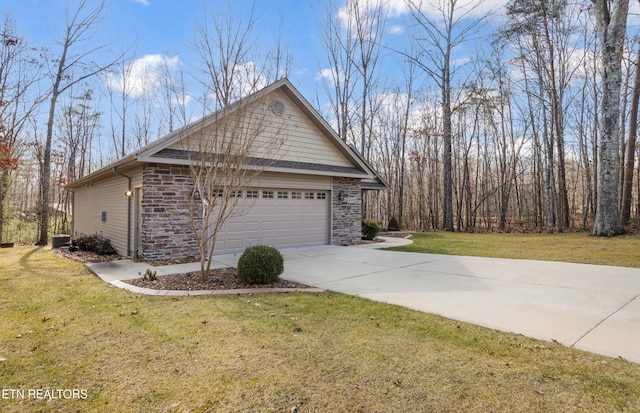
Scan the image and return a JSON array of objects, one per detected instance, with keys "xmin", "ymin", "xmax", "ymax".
[
  {"xmin": 139, "ymin": 155, "xmax": 371, "ymax": 179},
  {"xmin": 66, "ymin": 156, "xmax": 138, "ymax": 189}
]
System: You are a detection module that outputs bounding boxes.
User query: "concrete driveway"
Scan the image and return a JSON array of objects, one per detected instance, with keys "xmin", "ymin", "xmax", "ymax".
[{"xmin": 279, "ymin": 237, "xmax": 640, "ymax": 364}]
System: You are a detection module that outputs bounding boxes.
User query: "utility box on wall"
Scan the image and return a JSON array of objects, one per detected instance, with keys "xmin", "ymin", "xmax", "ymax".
[{"xmin": 99, "ymin": 211, "xmax": 107, "ymax": 222}]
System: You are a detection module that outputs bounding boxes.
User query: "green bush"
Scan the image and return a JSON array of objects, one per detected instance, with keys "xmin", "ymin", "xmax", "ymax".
[
  {"xmin": 362, "ymin": 219, "xmax": 381, "ymax": 240},
  {"xmin": 75, "ymin": 234, "xmax": 117, "ymax": 255},
  {"xmin": 388, "ymin": 216, "xmax": 399, "ymax": 231},
  {"xmin": 237, "ymin": 245, "xmax": 284, "ymax": 285}
]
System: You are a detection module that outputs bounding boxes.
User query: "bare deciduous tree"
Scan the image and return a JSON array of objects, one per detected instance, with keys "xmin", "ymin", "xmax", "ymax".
[
  {"xmin": 405, "ymin": 0, "xmax": 491, "ymax": 231},
  {"xmin": 592, "ymin": 0, "xmax": 628, "ymax": 236},
  {"xmin": 191, "ymin": 0, "xmax": 290, "ymax": 111},
  {"xmin": 0, "ymin": 17, "xmax": 43, "ymax": 243},
  {"xmin": 37, "ymin": 0, "xmax": 119, "ymax": 245},
  {"xmin": 316, "ymin": 0, "xmax": 358, "ymax": 142},
  {"xmin": 106, "ymin": 53, "xmax": 136, "ymax": 158}
]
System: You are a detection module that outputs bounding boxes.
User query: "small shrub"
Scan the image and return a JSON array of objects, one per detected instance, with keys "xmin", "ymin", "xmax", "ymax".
[
  {"xmin": 237, "ymin": 245, "xmax": 284, "ymax": 285},
  {"xmin": 362, "ymin": 219, "xmax": 381, "ymax": 240},
  {"xmin": 75, "ymin": 234, "xmax": 117, "ymax": 255},
  {"xmin": 139, "ymin": 269, "xmax": 157, "ymax": 281},
  {"xmin": 388, "ymin": 216, "xmax": 399, "ymax": 231},
  {"xmin": 76, "ymin": 234, "xmax": 98, "ymax": 252}
]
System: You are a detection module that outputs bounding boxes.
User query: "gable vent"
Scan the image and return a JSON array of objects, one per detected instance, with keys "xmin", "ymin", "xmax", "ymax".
[{"xmin": 270, "ymin": 99, "xmax": 285, "ymax": 116}]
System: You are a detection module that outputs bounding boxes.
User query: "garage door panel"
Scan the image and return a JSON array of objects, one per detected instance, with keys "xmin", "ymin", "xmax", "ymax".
[
  {"xmin": 261, "ymin": 221, "xmax": 275, "ymax": 230},
  {"xmin": 227, "ymin": 239, "xmax": 244, "ymax": 250},
  {"xmin": 245, "ymin": 221, "xmax": 260, "ymax": 231},
  {"xmin": 225, "ymin": 222, "xmax": 244, "ymax": 232}
]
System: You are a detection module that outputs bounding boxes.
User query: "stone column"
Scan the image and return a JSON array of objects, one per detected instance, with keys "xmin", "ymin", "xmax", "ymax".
[
  {"xmin": 331, "ymin": 177, "xmax": 362, "ymax": 245},
  {"xmin": 141, "ymin": 164, "xmax": 201, "ymax": 262}
]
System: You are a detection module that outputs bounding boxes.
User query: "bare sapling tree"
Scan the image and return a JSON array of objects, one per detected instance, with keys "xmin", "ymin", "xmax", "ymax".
[
  {"xmin": 592, "ymin": 0, "xmax": 628, "ymax": 236},
  {"xmin": 188, "ymin": 0, "xmax": 291, "ymax": 280},
  {"xmin": 37, "ymin": 0, "xmax": 120, "ymax": 245},
  {"xmin": 185, "ymin": 97, "xmax": 285, "ymax": 281}
]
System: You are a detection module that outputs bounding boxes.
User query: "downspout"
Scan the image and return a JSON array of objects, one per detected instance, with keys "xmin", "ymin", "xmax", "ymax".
[
  {"xmin": 113, "ymin": 167, "xmax": 132, "ymax": 256},
  {"xmin": 67, "ymin": 188, "xmax": 75, "ymax": 237}
]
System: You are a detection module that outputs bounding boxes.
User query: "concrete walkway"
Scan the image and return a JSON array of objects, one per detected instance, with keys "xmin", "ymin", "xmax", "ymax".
[{"xmin": 87, "ymin": 237, "xmax": 640, "ymax": 363}]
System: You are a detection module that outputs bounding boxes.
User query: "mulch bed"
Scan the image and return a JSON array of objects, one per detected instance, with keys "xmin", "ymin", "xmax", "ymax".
[
  {"xmin": 53, "ymin": 247, "xmax": 124, "ymax": 263},
  {"xmin": 54, "ymin": 248, "xmax": 311, "ymax": 291},
  {"xmin": 123, "ymin": 267, "xmax": 313, "ymax": 291}
]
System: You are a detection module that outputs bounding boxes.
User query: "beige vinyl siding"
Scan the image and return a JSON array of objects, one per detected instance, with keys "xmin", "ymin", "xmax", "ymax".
[
  {"xmin": 267, "ymin": 90, "xmax": 352, "ymax": 167},
  {"xmin": 72, "ymin": 167, "xmax": 142, "ymax": 256},
  {"xmin": 168, "ymin": 90, "xmax": 353, "ymax": 168},
  {"xmin": 249, "ymin": 172, "xmax": 331, "ymax": 190}
]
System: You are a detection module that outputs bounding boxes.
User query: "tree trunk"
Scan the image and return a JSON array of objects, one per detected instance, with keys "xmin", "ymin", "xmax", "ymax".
[
  {"xmin": 592, "ymin": 0, "xmax": 627, "ymax": 236},
  {"xmin": 621, "ymin": 46, "xmax": 640, "ymax": 224},
  {"xmin": 442, "ymin": 57, "xmax": 454, "ymax": 231}
]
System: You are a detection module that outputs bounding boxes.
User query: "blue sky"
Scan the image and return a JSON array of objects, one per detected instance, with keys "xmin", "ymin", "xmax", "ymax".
[
  {"xmin": 3, "ymin": 0, "xmax": 640, "ymax": 102},
  {"xmin": 2, "ymin": 0, "xmax": 341, "ymax": 102},
  {"xmin": 0, "ymin": 0, "xmax": 515, "ymax": 99}
]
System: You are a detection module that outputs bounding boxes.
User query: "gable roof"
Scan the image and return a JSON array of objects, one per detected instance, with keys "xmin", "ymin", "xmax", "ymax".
[{"xmin": 69, "ymin": 78, "xmax": 388, "ymax": 189}]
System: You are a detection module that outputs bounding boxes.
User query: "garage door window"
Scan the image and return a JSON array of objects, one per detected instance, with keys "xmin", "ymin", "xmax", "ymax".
[
  {"xmin": 316, "ymin": 192, "xmax": 327, "ymax": 200},
  {"xmin": 277, "ymin": 191, "xmax": 288, "ymax": 199},
  {"xmin": 291, "ymin": 191, "xmax": 301, "ymax": 199},
  {"xmin": 262, "ymin": 190, "xmax": 274, "ymax": 199},
  {"xmin": 305, "ymin": 192, "xmax": 314, "ymax": 199},
  {"xmin": 246, "ymin": 190, "xmax": 258, "ymax": 198}
]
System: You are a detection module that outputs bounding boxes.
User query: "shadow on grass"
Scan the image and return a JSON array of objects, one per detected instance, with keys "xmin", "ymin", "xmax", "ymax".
[{"xmin": 18, "ymin": 246, "xmax": 43, "ymax": 271}]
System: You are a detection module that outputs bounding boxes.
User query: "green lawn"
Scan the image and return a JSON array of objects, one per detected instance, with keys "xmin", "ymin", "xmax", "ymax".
[
  {"xmin": 386, "ymin": 231, "xmax": 640, "ymax": 268},
  {"xmin": 1, "ymin": 246, "xmax": 639, "ymax": 412}
]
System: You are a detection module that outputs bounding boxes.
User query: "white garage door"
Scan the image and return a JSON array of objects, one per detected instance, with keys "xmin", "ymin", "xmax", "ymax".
[{"xmin": 212, "ymin": 188, "xmax": 330, "ymax": 255}]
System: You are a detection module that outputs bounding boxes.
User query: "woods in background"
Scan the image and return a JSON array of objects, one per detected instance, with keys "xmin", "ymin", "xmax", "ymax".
[{"xmin": 0, "ymin": 0, "xmax": 638, "ymax": 244}]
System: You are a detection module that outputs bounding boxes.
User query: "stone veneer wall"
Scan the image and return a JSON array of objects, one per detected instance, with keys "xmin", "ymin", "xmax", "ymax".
[
  {"xmin": 332, "ymin": 177, "xmax": 362, "ymax": 245},
  {"xmin": 141, "ymin": 164, "xmax": 201, "ymax": 262}
]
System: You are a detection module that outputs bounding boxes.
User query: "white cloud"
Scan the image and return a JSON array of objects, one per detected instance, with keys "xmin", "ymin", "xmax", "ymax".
[
  {"xmin": 316, "ymin": 68, "xmax": 334, "ymax": 81},
  {"xmin": 342, "ymin": 0, "xmax": 409, "ymax": 17},
  {"xmin": 399, "ymin": 0, "xmax": 506, "ymax": 20},
  {"xmin": 105, "ymin": 54, "xmax": 180, "ymax": 98},
  {"xmin": 172, "ymin": 93, "xmax": 192, "ymax": 108},
  {"xmin": 388, "ymin": 24, "xmax": 405, "ymax": 35},
  {"xmin": 293, "ymin": 68, "xmax": 308, "ymax": 77},
  {"xmin": 130, "ymin": 0, "xmax": 150, "ymax": 5}
]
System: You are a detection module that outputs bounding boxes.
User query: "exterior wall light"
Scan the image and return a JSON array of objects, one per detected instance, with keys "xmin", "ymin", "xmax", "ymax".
[
  {"xmin": 337, "ymin": 190, "xmax": 344, "ymax": 201},
  {"xmin": 125, "ymin": 189, "xmax": 133, "ymax": 198}
]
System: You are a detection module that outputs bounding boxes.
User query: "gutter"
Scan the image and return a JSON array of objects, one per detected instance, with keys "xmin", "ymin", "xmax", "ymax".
[{"xmin": 112, "ymin": 166, "xmax": 132, "ymax": 257}]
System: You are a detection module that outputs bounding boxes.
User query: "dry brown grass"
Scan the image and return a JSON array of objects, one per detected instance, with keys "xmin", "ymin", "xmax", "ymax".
[{"xmin": 1, "ymin": 246, "xmax": 639, "ymax": 412}]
